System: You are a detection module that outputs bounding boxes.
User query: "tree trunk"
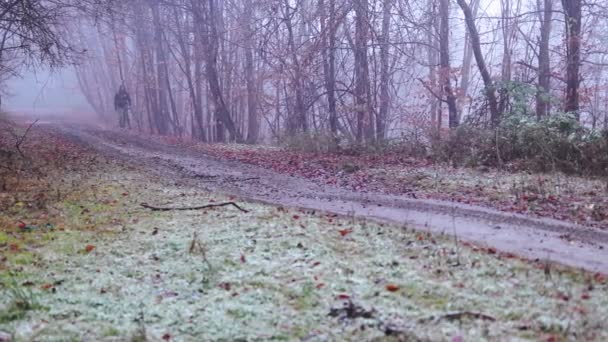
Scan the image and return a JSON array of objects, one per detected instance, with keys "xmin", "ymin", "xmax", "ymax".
[
  {"xmin": 459, "ymin": 0, "xmax": 480, "ymax": 113},
  {"xmin": 426, "ymin": 0, "xmax": 439, "ymax": 129},
  {"xmin": 439, "ymin": 0, "xmax": 458, "ymax": 128},
  {"xmin": 283, "ymin": 0, "xmax": 307, "ymax": 135},
  {"xmin": 201, "ymin": 0, "xmax": 243, "ymax": 142},
  {"xmin": 456, "ymin": 0, "xmax": 500, "ymax": 127},
  {"xmin": 151, "ymin": 2, "xmax": 171, "ymax": 135},
  {"xmin": 244, "ymin": 0, "xmax": 259, "ymax": 144},
  {"xmin": 354, "ymin": 0, "xmax": 373, "ymax": 143},
  {"xmin": 561, "ymin": 0, "xmax": 581, "ymax": 118},
  {"xmin": 536, "ymin": 0, "xmax": 553, "ymax": 120},
  {"xmin": 320, "ymin": 0, "xmax": 338, "ymax": 142},
  {"xmin": 378, "ymin": 0, "xmax": 393, "ymax": 140}
]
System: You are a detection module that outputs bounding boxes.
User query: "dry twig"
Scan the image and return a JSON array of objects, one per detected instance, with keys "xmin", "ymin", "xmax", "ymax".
[{"xmin": 141, "ymin": 201, "xmax": 249, "ymax": 213}]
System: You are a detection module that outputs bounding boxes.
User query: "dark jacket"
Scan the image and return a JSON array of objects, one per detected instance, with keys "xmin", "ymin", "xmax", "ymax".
[{"xmin": 114, "ymin": 88, "xmax": 131, "ymax": 110}]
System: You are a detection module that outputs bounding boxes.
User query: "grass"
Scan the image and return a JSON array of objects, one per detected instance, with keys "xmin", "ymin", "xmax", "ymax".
[
  {"xmin": 0, "ymin": 275, "xmax": 45, "ymax": 324},
  {"xmin": 1, "ymin": 122, "xmax": 608, "ymax": 340},
  {"xmin": 2, "ymin": 167, "xmax": 606, "ymax": 340}
]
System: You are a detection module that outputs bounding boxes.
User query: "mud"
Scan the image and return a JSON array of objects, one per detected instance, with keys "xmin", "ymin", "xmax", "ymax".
[{"xmin": 52, "ymin": 123, "xmax": 608, "ymax": 273}]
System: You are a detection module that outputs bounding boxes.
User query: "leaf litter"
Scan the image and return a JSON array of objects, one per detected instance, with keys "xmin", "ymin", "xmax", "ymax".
[{"xmin": 1, "ymin": 122, "xmax": 608, "ymax": 341}]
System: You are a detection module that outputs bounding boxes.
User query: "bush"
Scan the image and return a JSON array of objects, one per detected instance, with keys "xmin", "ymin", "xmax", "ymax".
[
  {"xmin": 281, "ymin": 132, "xmax": 340, "ymax": 153},
  {"xmin": 429, "ymin": 112, "xmax": 608, "ymax": 177}
]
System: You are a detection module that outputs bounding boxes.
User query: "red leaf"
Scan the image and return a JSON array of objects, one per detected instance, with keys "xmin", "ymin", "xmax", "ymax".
[
  {"xmin": 240, "ymin": 254, "xmax": 246, "ymax": 263},
  {"xmin": 162, "ymin": 333, "xmax": 171, "ymax": 341},
  {"xmin": 339, "ymin": 229, "xmax": 353, "ymax": 237},
  {"xmin": 41, "ymin": 283, "xmax": 54, "ymax": 290},
  {"xmin": 386, "ymin": 284, "xmax": 400, "ymax": 292},
  {"xmin": 85, "ymin": 245, "xmax": 96, "ymax": 253},
  {"xmin": 594, "ymin": 273, "xmax": 606, "ymax": 283},
  {"xmin": 18, "ymin": 221, "xmax": 26, "ymax": 229},
  {"xmin": 219, "ymin": 282, "xmax": 231, "ymax": 291},
  {"xmin": 337, "ymin": 294, "xmax": 350, "ymax": 299},
  {"xmin": 292, "ymin": 215, "xmax": 300, "ymax": 220},
  {"xmin": 581, "ymin": 293, "xmax": 591, "ymax": 300},
  {"xmin": 316, "ymin": 283, "xmax": 325, "ymax": 289},
  {"xmin": 487, "ymin": 247, "xmax": 497, "ymax": 254},
  {"xmin": 556, "ymin": 292, "xmax": 570, "ymax": 301}
]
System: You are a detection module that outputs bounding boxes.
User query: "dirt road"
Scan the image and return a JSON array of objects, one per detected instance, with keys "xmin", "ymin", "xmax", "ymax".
[{"xmin": 54, "ymin": 123, "xmax": 608, "ymax": 273}]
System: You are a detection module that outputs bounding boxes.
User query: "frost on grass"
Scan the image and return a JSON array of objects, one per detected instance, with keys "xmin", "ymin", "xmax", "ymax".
[
  {"xmin": 182, "ymin": 141, "xmax": 608, "ymax": 227},
  {"xmin": 1, "ymin": 168, "xmax": 608, "ymax": 341}
]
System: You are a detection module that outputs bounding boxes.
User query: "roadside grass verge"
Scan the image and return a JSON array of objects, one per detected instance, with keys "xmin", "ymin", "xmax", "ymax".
[
  {"xmin": 1, "ymin": 122, "xmax": 607, "ymax": 340},
  {"xmin": 187, "ymin": 143, "xmax": 608, "ymax": 228},
  {"xmin": 0, "ymin": 166, "xmax": 607, "ymax": 340}
]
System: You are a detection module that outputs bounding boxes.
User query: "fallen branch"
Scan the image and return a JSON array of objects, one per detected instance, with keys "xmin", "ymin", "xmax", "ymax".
[
  {"xmin": 197, "ymin": 176, "xmax": 260, "ymax": 183},
  {"xmin": 141, "ymin": 201, "xmax": 249, "ymax": 213},
  {"xmin": 11, "ymin": 119, "xmax": 39, "ymax": 159},
  {"xmin": 439, "ymin": 311, "xmax": 496, "ymax": 322}
]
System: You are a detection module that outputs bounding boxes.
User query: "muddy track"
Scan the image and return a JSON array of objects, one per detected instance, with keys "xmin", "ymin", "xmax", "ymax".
[{"xmin": 53, "ymin": 123, "xmax": 608, "ymax": 273}]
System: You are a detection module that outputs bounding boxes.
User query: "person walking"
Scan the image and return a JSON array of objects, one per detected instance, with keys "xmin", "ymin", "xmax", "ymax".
[{"xmin": 114, "ymin": 84, "xmax": 132, "ymax": 129}]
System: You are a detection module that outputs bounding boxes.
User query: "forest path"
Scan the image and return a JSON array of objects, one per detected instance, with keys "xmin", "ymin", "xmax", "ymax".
[{"xmin": 54, "ymin": 122, "xmax": 608, "ymax": 273}]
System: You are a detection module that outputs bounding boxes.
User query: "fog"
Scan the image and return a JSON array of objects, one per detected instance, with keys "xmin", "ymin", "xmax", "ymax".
[{"xmin": 3, "ymin": 68, "xmax": 94, "ymax": 119}]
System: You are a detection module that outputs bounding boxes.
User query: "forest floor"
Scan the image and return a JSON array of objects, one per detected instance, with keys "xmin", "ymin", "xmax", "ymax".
[
  {"xmin": 1, "ymin": 118, "xmax": 608, "ymax": 340},
  {"xmin": 163, "ymin": 140, "xmax": 608, "ymax": 229}
]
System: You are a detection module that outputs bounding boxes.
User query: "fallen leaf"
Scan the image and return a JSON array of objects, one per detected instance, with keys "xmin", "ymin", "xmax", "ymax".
[
  {"xmin": 386, "ymin": 284, "xmax": 400, "ymax": 292},
  {"xmin": 85, "ymin": 244, "xmax": 96, "ymax": 253},
  {"xmin": 339, "ymin": 229, "xmax": 353, "ymax": 237},
  {"xmin": 594, "ymin": 273, "xmax": 606, "ymax": 283}
]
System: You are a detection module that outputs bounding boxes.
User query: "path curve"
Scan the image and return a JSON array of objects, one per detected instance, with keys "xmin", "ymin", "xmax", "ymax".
[{"xmin": 52, "ymin": 123, "xmax": 608, "ymax": 273}]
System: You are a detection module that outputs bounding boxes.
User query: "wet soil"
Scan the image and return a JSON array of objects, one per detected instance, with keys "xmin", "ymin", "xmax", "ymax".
[{"xmin": 52, "ymin": 123, "xmax": 608, "ymax": 273}]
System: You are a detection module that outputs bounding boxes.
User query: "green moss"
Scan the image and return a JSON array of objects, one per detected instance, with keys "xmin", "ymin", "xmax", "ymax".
[
  {"xmin": 103, "ymin": 326, "xmax": 121, "ymax": 337},
  {"xmin": 0, "ymin": 277, "xmax": 45, "ymax": 324},
  {"xmin": 226, "ymin": 308, "xmax": 249, "ymax": 319},
  {"xmin": 8, "ymin": 252, "xmax": 35, "ymax": 265},
  {"xmin": 0, "ymin": 232, "xmax": 9, "ymax": 244}
]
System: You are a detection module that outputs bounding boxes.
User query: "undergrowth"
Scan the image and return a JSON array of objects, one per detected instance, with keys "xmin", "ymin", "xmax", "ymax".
[
  {"xmin": 0, "ymin": 275, "xmax": 45, "ymax": 324},
  {"xmin": 282, "ymin": 113, "xmax": 608, "ymax": 181}
]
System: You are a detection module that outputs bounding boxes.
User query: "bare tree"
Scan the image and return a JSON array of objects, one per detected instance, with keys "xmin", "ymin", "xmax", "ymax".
[
  {"xmin": 562, "ymin": 0, "xmax": 582, "ymax": 117},
  {"xmin": 439, "ymin": 0, "xmax": 459, "ymax": 128},
  {"xmin": 456, "ymin": 0, "xmax": 500, "ymax": 127},
  {"xmin": 354, "ymin": 0, "xmax": 373, "ymax": 142},
  {"xmin": 536, "ymin": 0, "xmax": 553, "ymax": 119}
]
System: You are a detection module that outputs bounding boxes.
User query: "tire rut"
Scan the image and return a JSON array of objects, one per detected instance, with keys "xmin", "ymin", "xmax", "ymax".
[{"xmin": 53, "ymin": 123, "xmax": 608, "ymax": 273}]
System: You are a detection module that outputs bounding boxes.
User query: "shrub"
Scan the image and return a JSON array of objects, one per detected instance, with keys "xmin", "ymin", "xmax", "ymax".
[
  {"xmin": 281, "ymin": 132, "xmax": 340, "ymax": 153},
  {"xmin": 428, "ymin": 112, "xmax": 608, "ymax": 177}
]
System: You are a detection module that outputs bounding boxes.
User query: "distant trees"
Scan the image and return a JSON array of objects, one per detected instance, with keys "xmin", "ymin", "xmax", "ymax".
[
  {"xmin": 72, "ymin": 0, "xmax": 608, "ymax": 145},
  {"xmin": 0, "ymin": 0, "xmax": 114, "ymax": 108}
]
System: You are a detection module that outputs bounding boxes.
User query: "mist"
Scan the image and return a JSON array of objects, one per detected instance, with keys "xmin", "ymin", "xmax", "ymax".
[
  {"xmin": 2, "ymin": 1, "xmax": 608, "ymax": 340},
  {"xmin": 3, "ymin": 68, "xmax": 94, "ymax": 120}
]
